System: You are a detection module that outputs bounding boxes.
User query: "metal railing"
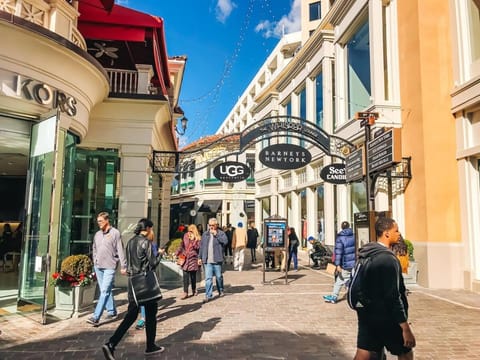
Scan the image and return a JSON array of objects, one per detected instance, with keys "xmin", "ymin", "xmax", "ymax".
[{"xmin": 106, "ymin": 69, "xmax": 138, "ymax": 94}]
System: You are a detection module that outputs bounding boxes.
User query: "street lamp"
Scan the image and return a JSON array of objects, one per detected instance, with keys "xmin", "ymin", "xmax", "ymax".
[{"xmin": 176, "ymin": 116, "xmax": 188, "ymax": 135}]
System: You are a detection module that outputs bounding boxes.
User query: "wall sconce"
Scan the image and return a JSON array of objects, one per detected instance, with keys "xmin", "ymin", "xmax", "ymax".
[{"xmin": 176, "ymin": 116, "xmax": 188, "ymax": 135}]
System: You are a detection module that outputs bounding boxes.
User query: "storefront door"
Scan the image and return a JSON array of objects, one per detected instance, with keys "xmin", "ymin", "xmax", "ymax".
[{"xmin": 17, "ymin": 112, "xmax": 59, "ymax": 324}]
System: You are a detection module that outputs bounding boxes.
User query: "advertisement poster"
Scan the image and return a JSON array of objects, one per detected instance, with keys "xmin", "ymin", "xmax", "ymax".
[{"xmin": 265, "ymin": 220, "xmax": 286, "ymax": 248}]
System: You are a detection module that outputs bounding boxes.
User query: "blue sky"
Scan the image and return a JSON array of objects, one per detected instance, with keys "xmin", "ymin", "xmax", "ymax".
[{"xmin": 116, "ymin": 0, "xmax": 301, "ymax": 145}]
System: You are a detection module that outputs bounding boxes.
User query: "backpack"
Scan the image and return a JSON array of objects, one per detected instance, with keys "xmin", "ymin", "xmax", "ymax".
[{"xmin": 347, "ymin": 256, "xmax": 372, "ymax": 310}]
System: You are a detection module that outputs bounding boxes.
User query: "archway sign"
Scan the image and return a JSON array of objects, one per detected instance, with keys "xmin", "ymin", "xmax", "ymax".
[{"xmin": 152, "ymin": 115, "xmax": 355, "ymax": 175}]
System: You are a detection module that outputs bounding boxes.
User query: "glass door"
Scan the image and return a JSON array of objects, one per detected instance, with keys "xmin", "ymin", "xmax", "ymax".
[{"xmin": 17, "ymin": 112, "xmax": 59, "ymax": 324}]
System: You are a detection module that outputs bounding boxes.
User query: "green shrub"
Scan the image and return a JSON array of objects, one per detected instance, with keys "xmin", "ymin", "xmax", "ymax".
[
  {"xmin": 403, "ymin": 239, "xmax": 414, "ymax": 260},
  {"xmin": 51, "ymin": 254, "xmax": 95, "ymax": 287},
  {"xmin": 165, "ymin": 238, "xmax": 183, "ymax": 256},
  {"xmin": 61, "ymin": 254, "xmax": 93, "ymax": 278}
]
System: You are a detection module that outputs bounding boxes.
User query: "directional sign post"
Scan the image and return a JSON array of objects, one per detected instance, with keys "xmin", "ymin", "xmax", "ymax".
[
  {"xmin": 367, "ymin": 128, "xmax": 402, "ymax": 173},
  {"xmin": 345, "ymin": 147, "xmax": 365, "ymax": 182}
]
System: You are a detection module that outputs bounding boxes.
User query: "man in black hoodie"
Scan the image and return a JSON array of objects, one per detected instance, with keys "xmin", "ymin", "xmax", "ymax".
[{"xmin": 354, "ymin": 217, "xmax": 416, "ymax": 360}]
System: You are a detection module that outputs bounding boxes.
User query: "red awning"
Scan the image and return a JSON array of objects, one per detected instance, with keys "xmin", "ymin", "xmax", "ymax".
[
  {"xmin": 78, "ymin": 0, "xmax": 170, "ymax": 91},
  {"xmin": 100, "ymin": 0, "xmax": 114, "ymax": 12}
]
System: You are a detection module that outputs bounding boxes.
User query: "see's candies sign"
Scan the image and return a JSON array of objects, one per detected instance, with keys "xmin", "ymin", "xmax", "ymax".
[
  {"xmin": 213, "ymin": 161, "xmax": 251, "ymax": 183},
  {"xmin": 320, "ymin": 163, "xmax": 346, "ymax": 184}
]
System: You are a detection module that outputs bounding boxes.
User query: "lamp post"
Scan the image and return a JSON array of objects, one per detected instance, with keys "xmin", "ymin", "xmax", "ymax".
[{"xmin": 176, "ymin": 116, "xmax": 188, "ymax": 135}]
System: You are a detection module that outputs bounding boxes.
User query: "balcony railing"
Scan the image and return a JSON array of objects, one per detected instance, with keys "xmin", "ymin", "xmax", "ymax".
[{"xmin": 106, "ymin": 69, "xmax": 138, "ymax": 94}]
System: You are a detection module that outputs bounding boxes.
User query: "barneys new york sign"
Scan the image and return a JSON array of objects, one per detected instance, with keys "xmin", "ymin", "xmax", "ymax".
[{"xmin": 259, "ymin": 144, "xmax": 312, "ymax": 170}]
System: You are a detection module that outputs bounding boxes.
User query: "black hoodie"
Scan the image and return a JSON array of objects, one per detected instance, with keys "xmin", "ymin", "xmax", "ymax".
[{"xmin": 358, "ymin": 242, "xmax": 408, "ymax": 324}]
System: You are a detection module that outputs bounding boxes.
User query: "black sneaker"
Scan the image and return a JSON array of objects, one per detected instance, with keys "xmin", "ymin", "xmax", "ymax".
[
  {"xmin": 86, "ymin": 316, "xmax": 99, "ymax": 326},
  {"xmin": 145, "ymin": 345, "xmax": 165, "ymax": 355},
  {"xmin": 102, "ymin": 343, "xmax": 115, "ymax": 360}
]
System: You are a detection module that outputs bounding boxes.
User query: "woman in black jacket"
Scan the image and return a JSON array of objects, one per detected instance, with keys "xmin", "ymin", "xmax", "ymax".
[{"xmin": 102, "ymin": 218, "xmax": 165, "ymax": 360}]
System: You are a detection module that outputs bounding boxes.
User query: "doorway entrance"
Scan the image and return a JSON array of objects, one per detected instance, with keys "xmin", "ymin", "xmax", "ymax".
[{"xmin": 0, "ymin": 116, "xmax": 31, "ymax": 316}]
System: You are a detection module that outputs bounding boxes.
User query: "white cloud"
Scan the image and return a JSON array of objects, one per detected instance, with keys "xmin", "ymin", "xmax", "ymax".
[
  {"xmin": 215, "ymin": 0, "xmax": 237, "ymax": 24},
  {"xmin": 255, "ymin": 0, "xmax": 301, "ymax": 39}
]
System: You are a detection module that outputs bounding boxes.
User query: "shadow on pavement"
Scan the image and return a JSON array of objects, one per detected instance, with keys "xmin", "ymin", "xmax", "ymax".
[{"xmin": 0, "ymin": 318, "xmax": 352, "ymax": 360}]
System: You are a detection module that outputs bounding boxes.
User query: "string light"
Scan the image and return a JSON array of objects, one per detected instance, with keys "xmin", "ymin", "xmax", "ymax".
[{"xmin": 180, "ymin": 0, "xmax": 281, "ymax": 141}]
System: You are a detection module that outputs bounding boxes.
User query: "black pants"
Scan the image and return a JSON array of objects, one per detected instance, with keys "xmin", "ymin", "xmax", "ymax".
[
  {"xmin": 224, "ymin": 243, "xmax": 232, "ymax": 257},
  {"xmin": 109, "ymin": 296, "xmax": 158, "ymax": 351},
  {"xmin": 249, "ymin": 247, "xmax": 256, "ymax": 262},
  {"xmin": 183, "ymin": 270, "xmax": 197, "ymax": 293}
]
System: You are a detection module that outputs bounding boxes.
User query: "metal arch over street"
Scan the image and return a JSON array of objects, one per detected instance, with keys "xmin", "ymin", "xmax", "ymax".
[{"xmin": 152, "ymin": 115, "xmax": 355, "ymax": 174}]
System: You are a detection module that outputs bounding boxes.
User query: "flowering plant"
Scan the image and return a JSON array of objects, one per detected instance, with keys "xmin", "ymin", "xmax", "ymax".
[{"xmin": 50, "ymin": 254, "xmax": 96, "ymax": 287}]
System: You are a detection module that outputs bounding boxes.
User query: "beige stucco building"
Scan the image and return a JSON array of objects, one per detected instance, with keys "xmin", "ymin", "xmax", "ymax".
[
  {"xmin": 214, "ymin": 0, "xmax": 480, "ymax": 292},
  {"xmin": 0, "ymin": 0, "xmax": 185, "ymax": 320}
]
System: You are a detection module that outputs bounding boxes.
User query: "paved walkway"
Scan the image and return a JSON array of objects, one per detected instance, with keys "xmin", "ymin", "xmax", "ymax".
[{"xmin": 1, "ymin": 253, "xmax": 480, "ymax": 359}]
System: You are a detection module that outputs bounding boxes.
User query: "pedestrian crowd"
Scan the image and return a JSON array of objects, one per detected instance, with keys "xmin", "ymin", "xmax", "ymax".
[{"xmin": 80, "ymin": 212, "xmax": 415, "ymax": 359}]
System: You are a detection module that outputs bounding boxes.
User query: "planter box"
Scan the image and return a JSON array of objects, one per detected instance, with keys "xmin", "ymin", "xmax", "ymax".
[
  {"xmin": 54, "ymin": 284, "xmax": 96, "ymax": 319},
  {"xmin": 158, "ymin": 261, "xmax": 183, "ymax": 286},
  {"xmin": 403, "ymin": 261, "xmax": 418, "ymax": 284}
]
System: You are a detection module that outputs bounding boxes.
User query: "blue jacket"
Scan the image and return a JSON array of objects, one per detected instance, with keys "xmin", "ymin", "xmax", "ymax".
[
  {"xmin": 199, "ymin": 229, "xmax": 228, "ymax": 264},
  {"xmin": 334, "ymin": 228, "xmax": 356, "ymax": 270}
]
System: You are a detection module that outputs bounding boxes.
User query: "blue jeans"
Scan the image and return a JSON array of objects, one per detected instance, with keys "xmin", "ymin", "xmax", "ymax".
[
  {"xmin": 204, "ymin": 262, "xmax": 223, "ymax": 299},
  {"xmin": 93, "ymin": 267, "xmax": 117, "ymax": 320},
  {"xmin": 288, "ymin": 249, "xmax": 298, "ymax": 270}
]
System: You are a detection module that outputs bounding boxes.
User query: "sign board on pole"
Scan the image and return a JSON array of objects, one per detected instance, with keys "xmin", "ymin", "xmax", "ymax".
[
  {"xmin": 367, "ymin": 128, "xmax": 402, "ymax": 173},
  {"xmin": 345, "ymin": 147, "xmax": 365, "ymax": 182}
]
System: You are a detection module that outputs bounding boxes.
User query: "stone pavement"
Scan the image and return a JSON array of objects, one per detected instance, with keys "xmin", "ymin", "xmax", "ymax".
[{"xmin": 1, "ymin": 252, "xmax": 480, "ymax": 360}]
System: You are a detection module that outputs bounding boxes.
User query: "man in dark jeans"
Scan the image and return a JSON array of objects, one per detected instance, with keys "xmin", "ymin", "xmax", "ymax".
[
  {"xmin": 353, "ymin": 217, "xmax": 416, "ymax": 360},
  {"xmin": 224, "ymin": 224, "xmax": 234, "ymax": 264},
  {"xmin": 247, "ymin": 221, "xmax": 259, "ymax": 263}
]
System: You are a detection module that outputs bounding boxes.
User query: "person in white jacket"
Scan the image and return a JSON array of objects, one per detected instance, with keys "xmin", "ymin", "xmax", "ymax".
[{"xmin": 232, "ymin": 221, "xmax": 248, "ymax": 271}]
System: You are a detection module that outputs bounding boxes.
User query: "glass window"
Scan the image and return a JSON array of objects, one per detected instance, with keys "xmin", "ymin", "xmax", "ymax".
[
  {"xmin": 317, "ymin": 185, "xmax": 324, "ymax": 241},
  {"xmin": 332, "ymin": 61, "xmax": 336, "ymax": 128},
  {"xmin": 351, "ymin": 182, "xmax": 367, "ymax": 214},
  {"xmin": 315, "ymin": 73, "xmax": 324, "ymax": 128},
  {"xmin": 284, "ymin": 98, "xmax": 292, "ymax": 144},
  {"xmin": 261, "ymin": 197, "xmax": 271, "ymax": 220},
  {"xmin": 468, "ymin": 0, "xmax": 480, "ymax": 63},
  {"xmin": 299, "ymin": 87, "xmax": 306, "ymax": 146},
  {"xmin": 346, "ymin": 20, "xmax": 371, "ymax": 118},
  {"xmin": 309, "ymin": 1, "xmax": 321, "ymax": 21},
  {"xmin": 65, "ymin": 148, "xmax": 120, "ymax": 256}
]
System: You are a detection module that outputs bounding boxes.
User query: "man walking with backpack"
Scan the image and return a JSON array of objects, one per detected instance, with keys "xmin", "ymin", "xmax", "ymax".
[
  {"xmin": 352, "ymin": 217, "xmax": 416, "ymax": 360},
  {"xmin": 323, "ymin": 221, "xmax": 355, "ymax": 304}
]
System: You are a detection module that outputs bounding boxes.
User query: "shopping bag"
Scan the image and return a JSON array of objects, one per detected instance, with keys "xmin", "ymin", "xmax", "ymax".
[{"xmin": 326, "ymin": 263, "xmax": 336, "ymax": 275}]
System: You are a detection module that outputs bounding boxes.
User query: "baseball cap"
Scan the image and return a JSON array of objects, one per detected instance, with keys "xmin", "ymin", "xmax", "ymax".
[{"xmin": 307, "ymin": 236, "xmax": 316, "ymax": 242}]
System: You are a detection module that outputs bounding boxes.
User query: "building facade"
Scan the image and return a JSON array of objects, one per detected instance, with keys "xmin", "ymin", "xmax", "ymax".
[
  {"xmin": 0, "ymin": 0, "xmax": 185, "ymax": 320},
  {"xmin": 214, "ymin": 0, "xmax": 479, "ymax": 291}
]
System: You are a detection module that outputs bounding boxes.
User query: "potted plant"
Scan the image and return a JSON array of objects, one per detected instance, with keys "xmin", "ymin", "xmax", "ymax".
[
  {"xmin": 402, "ymin": 238, "xmax": 418, "ymax": 284},
  {"xmin": 50, "ymin": 254, "xmax": 97, "ymax": 318}
]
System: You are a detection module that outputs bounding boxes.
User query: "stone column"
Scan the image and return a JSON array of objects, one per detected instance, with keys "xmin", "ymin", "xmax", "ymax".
[{"xmin": 159, "ymin": 174, "xmax": 174, "ymax": 247}]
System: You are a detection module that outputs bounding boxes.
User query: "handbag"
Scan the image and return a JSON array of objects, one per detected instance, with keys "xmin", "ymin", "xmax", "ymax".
[
  {"xmin": 176, "ymin": 240, "xmax": 194, "ymax": 266},
  {"xmin": 176, "ymin": 253, "xmax": 186, "ymax": 266},
  {"xmin": 129, "ymin": 270, "xmax": 162, "ymax": 306}
]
